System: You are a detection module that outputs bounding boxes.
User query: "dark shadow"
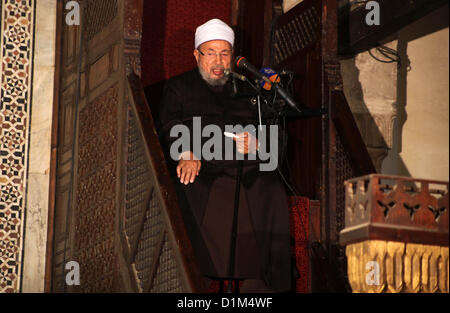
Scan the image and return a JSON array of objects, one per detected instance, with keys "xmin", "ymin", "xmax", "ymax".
[
  {"xmin": 144, "ymin": 79, "xmax": 166, "ymax": 131},
  {"xmin": 399, "ymin": 3, "xmax": 449, "ymax": 43},
  {"xmin": 340, "ymin": 55, "xmax": 397, "ymax": 173},
  {"xmin": 232, "ymin": 24, "xmax": 252, "ymax": 66}
]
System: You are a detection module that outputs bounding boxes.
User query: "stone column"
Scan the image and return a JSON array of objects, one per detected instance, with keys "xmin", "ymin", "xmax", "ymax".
[
  {"xmin": 22, "ymin": 0, "xmax": 57, "ymax": 292},
  {"xmin": 340, "ymin": 40, "xmax": 398, "ymax": 172},
  {"xmin": 0, "ymin": 0, "xmax": 56, "ymax": 293}
]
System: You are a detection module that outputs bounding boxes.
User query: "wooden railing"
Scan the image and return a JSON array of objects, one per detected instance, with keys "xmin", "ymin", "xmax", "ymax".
[
  {"xmin": 340, "ymin": 174, "xmax": 449, "ymax": 292},
  {"xmin": 122, "ymin": 73, "xmax": 205, "ymax": 292}
]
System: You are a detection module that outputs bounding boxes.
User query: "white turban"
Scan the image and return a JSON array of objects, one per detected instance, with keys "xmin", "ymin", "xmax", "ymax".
[{"xmin": 195, "ymin": 18, "xmax": 234, "ymax": 49}]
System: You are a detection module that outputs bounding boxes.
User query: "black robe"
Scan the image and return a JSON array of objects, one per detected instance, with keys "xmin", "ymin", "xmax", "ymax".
[{"xmin": 158, "ymin": 68, "xmax": 291, "ymax": 292}]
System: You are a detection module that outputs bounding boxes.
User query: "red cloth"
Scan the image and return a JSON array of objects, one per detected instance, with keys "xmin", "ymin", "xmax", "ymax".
[
  {"xmin": 141, "ymin": 0, "xmax": 232, "ymax": 87},
  {"xmin": 208, "ymin": 279, "xmax": 243, "ymax": 293},
  {"xmin": 289, "ymin": 196, "xmax": 309, "ymax": 293}
]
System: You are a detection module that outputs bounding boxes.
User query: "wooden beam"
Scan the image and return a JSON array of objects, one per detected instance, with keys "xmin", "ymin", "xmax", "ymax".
[{"xmin": 338, "ymin": 0, "xmax": 449, "ymax": 58}]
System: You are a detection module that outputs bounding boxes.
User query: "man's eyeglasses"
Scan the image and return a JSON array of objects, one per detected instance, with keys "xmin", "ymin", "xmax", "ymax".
[{"xmin": 198, "ymin": 49, "xmax": 232, "ymax": 59}]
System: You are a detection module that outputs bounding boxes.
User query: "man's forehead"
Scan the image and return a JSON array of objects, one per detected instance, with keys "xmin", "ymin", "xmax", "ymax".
[{"xmin": 198, "ymin": 40, "xmax": 232, "ymax": 51}]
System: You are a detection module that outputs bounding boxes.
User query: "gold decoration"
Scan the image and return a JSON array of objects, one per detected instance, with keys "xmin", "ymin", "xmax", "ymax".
[
  {"xmin": 386, "ymin": 241, "xmax": 404, "ymax": 292},
  {"xmin": 346, "ymin": 240, "xmax": 449, "ymax": 293}
]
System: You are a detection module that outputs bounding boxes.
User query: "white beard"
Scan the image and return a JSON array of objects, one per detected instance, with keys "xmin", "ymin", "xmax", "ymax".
[{"xmin": 198, "ymin": 66, "xmax": 229, "ymax": 87}]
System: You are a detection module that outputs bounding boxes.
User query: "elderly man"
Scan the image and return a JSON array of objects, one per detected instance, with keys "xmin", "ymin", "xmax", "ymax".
[{"xmin": 159, "ymin": 18, "xmax": 292, "ymax": 292}]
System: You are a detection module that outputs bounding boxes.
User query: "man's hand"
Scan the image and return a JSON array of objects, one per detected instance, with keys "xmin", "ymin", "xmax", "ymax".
[
  {"xmin": 233, "ymin": 132, "xmax": 259, "ymax": 155},
  {"xmin": 177, "ymin": 151, "xmax": 201, "ymax": 185}
]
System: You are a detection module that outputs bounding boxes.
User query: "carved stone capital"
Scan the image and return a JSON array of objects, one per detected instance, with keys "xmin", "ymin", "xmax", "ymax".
[
  {"xmin": 346, "ymin": 240, "xmax": 449, "ymax": 293},
  {"xmin": 366, "ymin": 147, "xmax": 389, "ymax": 173}
]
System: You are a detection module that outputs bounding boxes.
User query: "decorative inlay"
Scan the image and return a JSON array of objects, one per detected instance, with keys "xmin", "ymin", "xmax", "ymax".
[{"xmin": 0, "ymin": 0, "xmax": 35, "ymax": 293}]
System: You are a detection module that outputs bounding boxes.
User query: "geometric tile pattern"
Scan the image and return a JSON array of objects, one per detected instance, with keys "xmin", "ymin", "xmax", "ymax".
[{"xmin": 0, "ymin": 0, "xmax": 35, "ymax": 293}]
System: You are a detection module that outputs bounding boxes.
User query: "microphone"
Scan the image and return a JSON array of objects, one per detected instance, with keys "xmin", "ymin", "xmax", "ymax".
[
  {"xmin": 224, "ymin": 68, "xmax": 247, "ymax": 81},
  {"xmin": 235, "ymin": 56, "xmax": 272, "ymax": 85},
  {"xmin": 235, "ymin": 56, "xmax": 301, "ymax": 112}
]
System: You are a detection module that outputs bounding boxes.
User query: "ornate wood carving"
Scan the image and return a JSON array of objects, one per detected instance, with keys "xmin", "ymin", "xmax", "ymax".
[
  {"xmin": 265, "ymin": 0, "xmax": 375, "ymax": 292},
  {"xmin": 84, "ymin": 0, "xmax": 118, "ymax": 41},
  {"xmin": 124, "ymin": 99, "xmax": 185, "ymax": 292},
  {"xmin": 324, "ymin": 62, "xmax": 343, "ymax": 91},
  {"xmin": 73, "ymin": 85, "xmax": 121, "ymax": 292},
  {"xmin": 343, "ymin": 174, "xmax": 449, "ymax": 293},
  {"xmin": 272, "ymin": 0, "xmax": 319, "ymax": 67},
  {"xmin": 341, "ymin": 174, "xmax": 449, "ymax": 246},
  {"xmin": 124, "ymin": 0, "xmax": 143, "ymax": 76},
  {"xmin": 125, "ymin": 73, "xmax": 206, "ymax": 293},
  {"xmin": 50, "ymin": 0, "xmax": 125, "ymax": 292}
]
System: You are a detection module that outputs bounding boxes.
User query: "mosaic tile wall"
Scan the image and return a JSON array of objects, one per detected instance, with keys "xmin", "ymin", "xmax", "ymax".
[{"xmin": 0, "ymin": 0, "xmax": 35, "ymax": 293}]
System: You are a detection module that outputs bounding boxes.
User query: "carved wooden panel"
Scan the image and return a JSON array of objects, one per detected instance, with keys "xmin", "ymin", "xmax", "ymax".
[
  {"xmin": 336, "ymin": 133, "xmax": 354, "ymax": 236},
  {"xmin": 266, "ymin": 0, "xmax": 374, "ymax": 292},
  {"xmin": 50, "ymin": 0, "xmax": 126, "ymax": 292},
  {"xmin": 272, "ymin": 0, "xmax": 320, "ymax": 67},
  {"xmin": 124, "ymin": 93, "xmax": 184, "ymax": 293},
  {"xmin": 150, "ymin": 234, "xmax": 184, "ymax": 292},
  {"xmin": 84, "ymin": 0, "xmax": 118, "ymax": 41},
  {"xmin": 341, "ymin": 174, "xmax": 449, "ymax": 246},
  {"xmin": 73, "ymin": 85, "xmax": 120, "ymax": 292},
  {"xmin": 124, "ymin": 0, "xmax": 142, "ymax": 75},
  {"xmin": 50, "ymin": 0, "xmax": 210, "ymax": 293},
  {"xmin": 124, "ymin": 104, "xmax": 152, "ymax": 245}
]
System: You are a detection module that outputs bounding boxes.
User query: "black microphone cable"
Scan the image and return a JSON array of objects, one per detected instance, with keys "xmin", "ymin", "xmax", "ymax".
[
  {"xmin": 277, "ymin": 128, "xmax": 309, "ymax": 246},
  {"xmin": 260, "ymin": 88, "xmax": 308, "ymax": 243}
]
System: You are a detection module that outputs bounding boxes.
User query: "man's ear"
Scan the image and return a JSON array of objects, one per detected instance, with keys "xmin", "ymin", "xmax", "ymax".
[{"xmin": 193, "ymin": 49, "xmax": 199, "ymax": 63}]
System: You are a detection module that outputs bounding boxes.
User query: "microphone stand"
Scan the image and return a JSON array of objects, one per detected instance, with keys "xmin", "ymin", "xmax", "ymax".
[
  {"xmin": 226, "ymin": 159, "xmax": 244, "ymax": 293},
  {"xmin": 223, "ymin": 74, "xmax": 271, "ymax": 293},
  {"xmin": 222, "ymin": 69, "xmax": 326, "ymax": 293}
]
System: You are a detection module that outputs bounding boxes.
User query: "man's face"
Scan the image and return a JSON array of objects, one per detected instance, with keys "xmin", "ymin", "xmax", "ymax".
[{"xmin": 194, "ymin": 40, "xmax": 232, "ymax": 86}]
